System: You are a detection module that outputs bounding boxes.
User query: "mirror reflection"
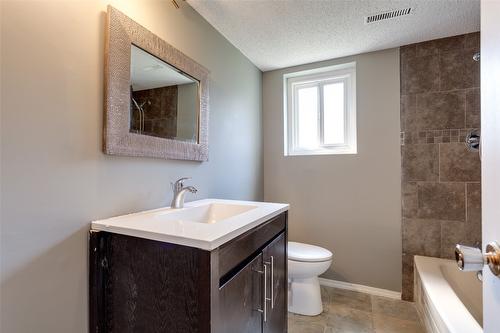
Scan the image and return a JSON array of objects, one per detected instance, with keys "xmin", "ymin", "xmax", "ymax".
[{"xmin": 130, "ymin": 45, "xmax": 199, "ymax": 142}]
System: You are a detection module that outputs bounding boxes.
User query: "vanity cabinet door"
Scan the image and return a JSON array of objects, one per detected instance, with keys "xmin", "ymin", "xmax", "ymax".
[
  {"xmin": 263, "ymin": 232, "xmax": 287, "ymax": 333},
  {"xmin": 219, "ymin": 254, "xmax": 263, "ymax": 333}
]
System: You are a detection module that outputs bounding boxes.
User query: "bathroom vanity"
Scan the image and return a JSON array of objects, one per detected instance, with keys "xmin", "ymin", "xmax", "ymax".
[{"xmin": 89, "ymin": 199, "xmax": 289, "ymax": 333}]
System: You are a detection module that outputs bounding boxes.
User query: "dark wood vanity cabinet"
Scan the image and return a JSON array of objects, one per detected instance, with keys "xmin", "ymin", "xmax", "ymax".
[
  {"xmin": 263, "ymin": 233, "xmax": 287, "ymax": 333},
  {"xmin": 90, "ymin": 212, "xmax": 288, "ymax": 333},
  {"xmin": 219, "ymin": 232, "xmax": 286, "ymax": 333},
  {"xmin": 219, "ymin": 253, "xmax": 263, "ymax": 333}
]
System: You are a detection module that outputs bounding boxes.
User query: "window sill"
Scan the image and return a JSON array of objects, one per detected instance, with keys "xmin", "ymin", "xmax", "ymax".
[{"xmin": 285, "ymin": 147, "xmax": 357, "ymax": 156}]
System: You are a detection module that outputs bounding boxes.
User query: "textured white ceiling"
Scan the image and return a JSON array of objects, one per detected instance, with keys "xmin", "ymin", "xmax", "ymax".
[{"xmin": 187, "ymin": 0, "xmax": 480, "ymax": 71}]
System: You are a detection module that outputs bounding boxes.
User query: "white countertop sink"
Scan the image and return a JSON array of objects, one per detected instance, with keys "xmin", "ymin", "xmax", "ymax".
[
  {"xmin": 91, "ymin": 199, "xmax": 289, "ymax": 250},
  {"xmin": 155, "ymin": 202, "xmax": 258, "ymax": 224}
]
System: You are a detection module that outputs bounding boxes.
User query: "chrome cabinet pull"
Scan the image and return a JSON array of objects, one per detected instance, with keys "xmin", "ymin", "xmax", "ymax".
[
  {"xmin": 263, "ymin": 259, "xmax": 272, "ymax": 319},
  {"xmin": 263, "ymin": 263, "xmax": 268, "ymax": 322},
  {"xmin": 270, "ymin": 256, "xmax": 274, "ymax": 309}
]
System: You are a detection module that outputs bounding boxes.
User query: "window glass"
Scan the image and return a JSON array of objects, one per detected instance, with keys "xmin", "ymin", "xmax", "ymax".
[
  {"xmin": 323, "ymin": 82, "xmax": 345, "ymax": 145},
  {"xmin": 297, "ymin": 86, "xmax": 318, "ymax": 149}
]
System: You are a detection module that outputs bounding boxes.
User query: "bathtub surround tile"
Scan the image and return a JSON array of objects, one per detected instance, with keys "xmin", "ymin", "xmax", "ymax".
[
  {"xmin": 440, "ymin": 221, "xmax": 467, "ymax": 259},
  {"xmin": 414, "ymin": 40, "xmax": 441, "ymax": 57},
  {"xmin": 402, "ymin": 94, "xmax": 417, "ymax": 132},
  {"xmin": 466, "ymin": 183, "xmax": 482, "ymax": 245},
  {"xmin": 402, "ymin": 55, "xmax": 440, "ymax": 94},
  {"xmin": 465, "ymin": 32, "xmax": 480, "ymax": 50},
  {"xmin": 439, "ymin": 48, "xmax": 479, "ymax": 91},
  {"xmin": 401, "ymin": 94, "xmax": 416, "ymax": 131},
  {"xmin": 403, "ymin": 218, "xmax": 441, "ymax": 257},
  {"xmin": 402, "ymin": 131, "xmax": 412, "ymax": 143},
  {"xmin": 466, "ymin": 182, "xmax": 481, "ymax": 224},
  {"xmin": 417, "ymin": 182, "xmax": 466, "ymax": 221},
  {"xmin": 400, "ymin": 44, "xmax": 417, "ymax": 59},
  {"xmin": 401, "ymin": 254, "xmax": 415, "ymax": 301},
  {"xmin": 402, "ymin": 144, "xmax": 439, "ymax": 181},
  {"xmin": 400, "ymin": 129, "xmax": 479, "ymax": 145},
  {"xmin": 402, "ymin": 182, "xmax": 418, "ymax": 218},
  {"xmin": 400, "ymin": 32, "xmax": 481, "ymax": 301},
  {"xmin": 415, "ymin": 34, "xmax": 466, "ymax": 57},
  {"xmin": 130, "ymin": 86, "xmax": 179, "ymax": 139},
  {"xmin": 439, "ymin": 142, "xmax": 481, "ymax": 182},
  {"xmin": 466, "ymin": 89, "xmax": 480, "ymax": 128},
  {"xmin": 465, "ymin": 221, "xmax": 482, "ymax": 248},
  {"xmin": 415, "ymin": 91, "xmax": 466, "ymax": 130},
  {"xmin": 465, "ymin": 223, "xmax": 481, "ymax": 247}
]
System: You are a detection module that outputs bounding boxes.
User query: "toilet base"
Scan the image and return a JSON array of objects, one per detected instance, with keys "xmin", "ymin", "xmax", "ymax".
[{"xmin": 288, "ymin": 276, "xmax": 323, "ymax": 316}]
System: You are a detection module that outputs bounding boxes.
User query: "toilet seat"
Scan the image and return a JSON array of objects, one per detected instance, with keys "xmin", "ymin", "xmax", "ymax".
[{"xmin": 288, "ymin": 241, "xmax": 333, "ymax": 262}]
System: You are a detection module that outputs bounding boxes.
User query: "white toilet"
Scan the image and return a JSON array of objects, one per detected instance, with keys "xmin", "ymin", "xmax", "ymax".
[{"xmin": 288, "ymin": 241, "xmax": 333, "ymax": 316}]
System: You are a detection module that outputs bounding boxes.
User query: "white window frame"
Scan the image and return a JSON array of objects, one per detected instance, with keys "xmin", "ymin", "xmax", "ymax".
[{"xmin": 284, "ymin": 62, "xmax": 357, "ymax": 156}]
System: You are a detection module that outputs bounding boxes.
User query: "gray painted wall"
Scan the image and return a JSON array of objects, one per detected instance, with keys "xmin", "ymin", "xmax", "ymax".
[
  {"xmin": 263, "ymin": 49, "xmax": 402, "ymax": 292},
  {"xmin": 177, "ymin": 83, "xmax": 199, "ymax": 141},
  {"xmin": 0, "ymin": 1, "xmax": 262, "ymax": 331}
]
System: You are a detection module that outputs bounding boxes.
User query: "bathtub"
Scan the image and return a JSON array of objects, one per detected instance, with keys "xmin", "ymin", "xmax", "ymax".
[{"xmin": 414, "ymin": 256, "xmax": 482, "ymax": 333}]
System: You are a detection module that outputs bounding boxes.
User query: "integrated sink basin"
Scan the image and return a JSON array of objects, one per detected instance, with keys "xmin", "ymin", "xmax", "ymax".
[
  {"xmin": 156, "ymin": 203, "xmax": 258, "ymax": 224},
  {"xmin": 91, "ymin": 199, "xmax": 289, "ymax": 250}
]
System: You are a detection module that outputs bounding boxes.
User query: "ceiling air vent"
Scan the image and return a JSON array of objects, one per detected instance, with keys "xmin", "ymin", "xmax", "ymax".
[{"xmin": 365, "ymin": 8, "xmax": 413, "ymax": 24}]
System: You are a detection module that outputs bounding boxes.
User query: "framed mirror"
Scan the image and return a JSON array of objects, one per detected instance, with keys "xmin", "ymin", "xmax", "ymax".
[{"xmin": 104, "ymin": 6, "xmax": 209, "ymax": 161}]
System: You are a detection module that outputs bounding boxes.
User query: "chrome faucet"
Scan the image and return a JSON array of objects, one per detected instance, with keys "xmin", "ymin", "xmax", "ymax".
[{"xmin": 171, "ymin": 177, "xmax": 197, "ymax": 209}]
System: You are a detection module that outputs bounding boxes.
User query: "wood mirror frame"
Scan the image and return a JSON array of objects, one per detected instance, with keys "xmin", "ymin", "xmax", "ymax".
[{"xmin": 104, "ymin": 6, "xmax": 209, "ymax": 161}]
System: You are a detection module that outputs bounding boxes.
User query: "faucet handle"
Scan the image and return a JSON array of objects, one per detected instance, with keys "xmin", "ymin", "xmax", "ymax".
[
  {"xmin": 175, "ymin": 177, "xmax": 191, "ymax": 184},
  {"xmin": 173, "ymin": 177, "xmax": 191, "ymax": 191}
]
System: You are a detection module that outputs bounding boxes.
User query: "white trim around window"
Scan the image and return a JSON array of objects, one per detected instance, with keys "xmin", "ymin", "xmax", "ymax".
[{"xmin": 284, "ymin": 62, "xmax": 357, "ymax": 156}]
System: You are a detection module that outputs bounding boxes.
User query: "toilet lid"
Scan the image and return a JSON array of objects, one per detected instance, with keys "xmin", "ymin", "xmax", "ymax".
[{"xmin": 288, "ymin": 242, "xmax": 333, "ymax": 262}]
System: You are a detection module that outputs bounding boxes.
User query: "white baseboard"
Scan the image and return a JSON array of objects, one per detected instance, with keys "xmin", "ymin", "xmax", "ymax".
[{"xmin": 318, "ymin": 277, "xmax": 401, "ymax": 300}]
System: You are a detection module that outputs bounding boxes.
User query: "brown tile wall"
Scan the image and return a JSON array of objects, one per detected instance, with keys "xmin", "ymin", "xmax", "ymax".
[
  {"xmin": 131, "ymin": 85, "xmax": 178, "ymax": 139},
  {"xmin": 400, "ymin": 32, "xmax": 481, "ymax": 301}
]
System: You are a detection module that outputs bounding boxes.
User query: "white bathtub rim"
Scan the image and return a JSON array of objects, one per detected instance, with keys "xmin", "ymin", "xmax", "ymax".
[{"xmin": 414, "ymin": 256, "xmax": 482, "ymax": 333}]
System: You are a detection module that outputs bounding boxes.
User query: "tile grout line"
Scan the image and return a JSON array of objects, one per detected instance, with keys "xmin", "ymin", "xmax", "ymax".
[
  {"xmin": 438, "ymin": 142, "xmax": 441, "ymax": 183},
  {"xmin": 406, "ymin": 180, "xmax": 480, "ymax": 184},
  {"xmin": 465, "ymin": 182, "xmax": 468, "ymax": 224},
  {"xmin": 465, "ymin": 88, "xmax": 468, "ymax": 129}
]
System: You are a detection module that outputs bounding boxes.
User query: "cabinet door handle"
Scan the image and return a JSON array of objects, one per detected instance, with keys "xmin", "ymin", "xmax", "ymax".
[
  {"xmin": 270, "ymin": 256, "xmax": 274, "ymax": 309},
  {"xmin": 263, "ymin": 263, "xmax": 268, "ymax": 322}
]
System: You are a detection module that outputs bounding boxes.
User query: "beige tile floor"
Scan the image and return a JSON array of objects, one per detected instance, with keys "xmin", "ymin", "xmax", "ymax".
[{"xmin": 288, "ymin": 286, "xmax": 426, "ymax": 333}]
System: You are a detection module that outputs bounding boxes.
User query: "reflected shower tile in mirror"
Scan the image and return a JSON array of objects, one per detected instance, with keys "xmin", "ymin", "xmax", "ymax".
[{"xmin": 130, "ymin": 44, "xmax": 199, "ymax": 142}]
